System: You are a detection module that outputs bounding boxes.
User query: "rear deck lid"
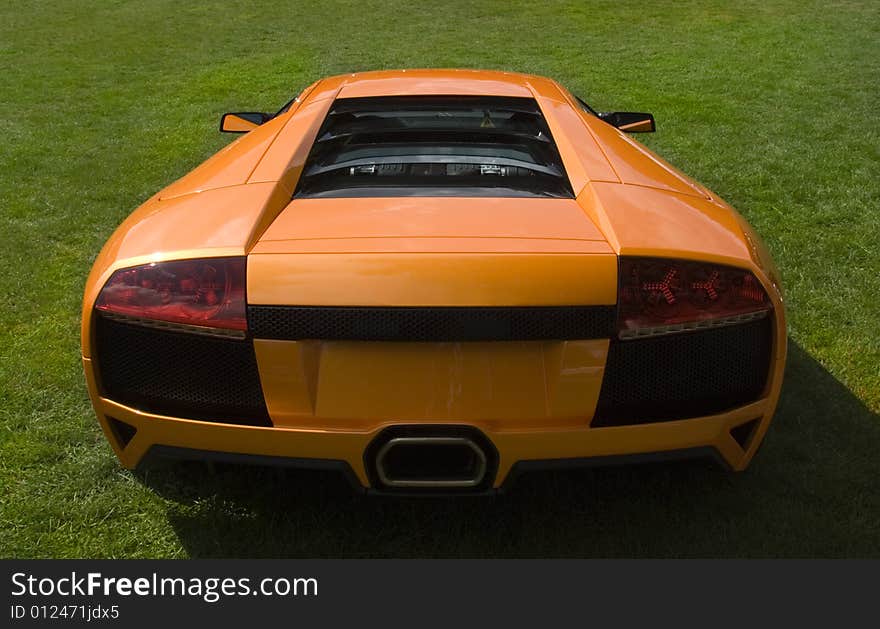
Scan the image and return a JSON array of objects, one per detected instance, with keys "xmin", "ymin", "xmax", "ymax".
[{"xmin": 255, "ymin": 196, "xmax": 609, "ymax": 252}]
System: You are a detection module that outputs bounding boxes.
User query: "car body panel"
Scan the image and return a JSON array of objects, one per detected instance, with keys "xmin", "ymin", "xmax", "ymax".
[
  {"xmin": 250, "ymin": 237, "xmax": 612, "ymax": 255},
  {"xmin": 258, "ymin": 197, "xmax": 608, "ymax": 242},
  {"xmin": 246, "ymin": 252, "xmax": 618, "ymax": 306},
  {"xmin": 246, "ymin": 97, "xmax": 335, "ymax": 191},
  {"xmin": 253, "ymin": 338, "xmax": 608, "ymax": 429},
  {"xmin": 525, "ymin": 95, "xmax": 620, "ymax": 188},
  {"xmin": 575, "ymin": 107, "xmax": 712, "ymax": 199},
  {"xmin": 334, "ymin": 69, "xmax": 536, "ymax": 99},
  {"xmin": 157, "ymin": 114, "xmax": 289, "ymax": 200},
  {"xmin": 581, "ymin": 182, "xmax": 752, "ymax": 262}
]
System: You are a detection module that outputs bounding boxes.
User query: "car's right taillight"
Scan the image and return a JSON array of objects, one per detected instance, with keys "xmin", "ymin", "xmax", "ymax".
[
  {"xmin": 617, "ymin": 257, "xmax": 771, "ymax": 339},
  {"xmin": 94, "ymin": 257, "xmax": 247, "ymax": 334}
]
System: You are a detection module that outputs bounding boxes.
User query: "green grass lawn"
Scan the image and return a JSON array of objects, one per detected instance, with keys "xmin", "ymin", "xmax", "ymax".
[{"xmin": 1, "ymin": 0, "xmax": 878, "ymax": 558}]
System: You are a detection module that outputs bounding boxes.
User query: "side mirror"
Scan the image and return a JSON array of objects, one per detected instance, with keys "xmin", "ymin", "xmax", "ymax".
[
  {"xmin": 598, "ymin": 111, "xmax": 656, "ymax": 133},
  {"xmin": 220, "ymin": 112, "xmax": 273, "ymax": 133}
]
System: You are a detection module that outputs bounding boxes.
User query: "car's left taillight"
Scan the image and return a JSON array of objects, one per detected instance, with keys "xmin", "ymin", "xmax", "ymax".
[
  {"xmin": 95, "ymin": 257, "xmax": 247, "ymax": 333},
  {"xmin": 616, "ymin": 257, "xmax": 772, "ymax": 339}
]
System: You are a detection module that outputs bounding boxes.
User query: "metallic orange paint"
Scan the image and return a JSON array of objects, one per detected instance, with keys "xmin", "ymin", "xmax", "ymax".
[
  {"xmin": 82, "ymin": 69, "xmax": 786, "ymax": 488},
  {"xmin": 618, "ymin": 119, "xmax": 654, "ymax": 132},
  {"xmin": 254, "ymin": 338, "xmax": 609, "ymax": 431},
  {"xmin": 220, "ymin": 113, "xmax": 261, "ymax": 133},
  {"xmin": 246, "ymin": 253, "xmax": 618, "ymax": 307}
]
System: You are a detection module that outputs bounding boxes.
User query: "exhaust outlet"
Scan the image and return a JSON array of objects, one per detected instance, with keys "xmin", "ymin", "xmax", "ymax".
[{"xmin": 375, "ymin": 436, "xmax": 488, "ymax": 488}]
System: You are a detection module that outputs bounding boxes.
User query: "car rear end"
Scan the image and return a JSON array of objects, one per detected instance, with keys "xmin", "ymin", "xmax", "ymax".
[{"xmin": 83, "ymin": 87, "xmax": 785, "ymax": 493}]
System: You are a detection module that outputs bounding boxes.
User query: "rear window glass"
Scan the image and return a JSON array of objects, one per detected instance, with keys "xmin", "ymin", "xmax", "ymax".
[{"xmin": 294, "ymin": 96, "xmax": 574, "ymax": 198}]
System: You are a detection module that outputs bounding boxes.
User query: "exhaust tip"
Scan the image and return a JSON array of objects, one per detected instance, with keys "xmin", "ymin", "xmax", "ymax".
[
  {"xmin": 366, "ymin": 426, "xmax": 498, "ymax": 493},
  {"xmin": 377, "ymin": 437, "xmax": 487, "ymax": 488}
]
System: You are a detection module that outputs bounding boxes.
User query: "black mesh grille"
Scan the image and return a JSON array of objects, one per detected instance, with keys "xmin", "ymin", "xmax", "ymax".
[
  {"xmin": 248, "ymin": 305, "xmax": 616, "ymax": 342},
  {"xmin": 593, "ymin": 316, "xmax": 773, "ymax": 426},
  {"xmin": 94, "ymin": 315, "xmax": 270, "ymax": 425}
]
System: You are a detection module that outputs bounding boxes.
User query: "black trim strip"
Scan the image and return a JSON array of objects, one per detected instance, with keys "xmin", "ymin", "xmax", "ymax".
[
  {"xmin": 248, "ymin": 305, "xmax": 616, "ymax": 342},
  {"xmin": 139, "ymin": 445, "xmax": 364, "ymax": 493},
  {"xmin": 500, "ymin": 446, "xmax": 729, "ymax": 492},
  {"xmin": 137, "ymin": 444, "xmax": 727, "ymax": 496}
]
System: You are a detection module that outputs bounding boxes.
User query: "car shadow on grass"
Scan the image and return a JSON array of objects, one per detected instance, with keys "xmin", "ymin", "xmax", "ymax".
[{"xmin": 138, "ymin": 340, "xmax": 879, "ymax": 557}]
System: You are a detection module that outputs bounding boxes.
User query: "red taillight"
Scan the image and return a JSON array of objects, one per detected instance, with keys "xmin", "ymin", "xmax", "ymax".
[
  {"xmin": 95, "ymin": 257, "xmax": 247, "ymax": 331},
  {"xmin": 617, "ymin": 257, "xmax": 771, "ymax": 339}
]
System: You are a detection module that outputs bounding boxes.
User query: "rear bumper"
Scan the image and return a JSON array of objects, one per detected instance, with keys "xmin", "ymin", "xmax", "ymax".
[{"xmin": 86, "ymin": 348, "xmax": 781, "ymax": 491}]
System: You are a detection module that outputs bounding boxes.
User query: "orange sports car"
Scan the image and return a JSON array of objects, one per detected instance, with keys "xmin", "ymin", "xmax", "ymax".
[{"xmin": 82, "ymin": 70, "xmax": 785, "ymax": 494}]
